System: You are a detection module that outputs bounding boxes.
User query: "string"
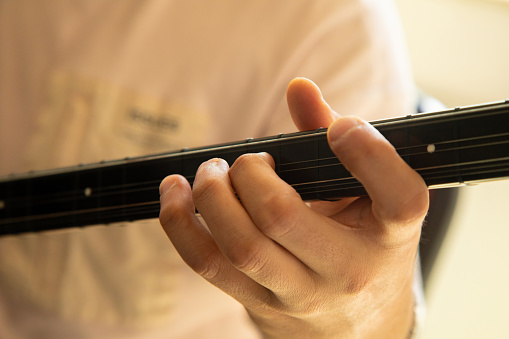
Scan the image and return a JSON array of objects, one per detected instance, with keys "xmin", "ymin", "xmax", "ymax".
[
  {"xmin": 2, "ymin": 105, "xmax": 509, "ymax": 229},
  {"xmin": 21, "ymin": 130, "xmax": 509, "ymax": 200},
  {"xmin": 4, "ymin": 133, "xmax": 508, "ymax": 208},
  {"xmin": 2, "ymin": 156, "xmax": 509, "ymax": 227},
  {"xmin": 4, "ymin": 133, "xmax": 509, "ymax": 202}
]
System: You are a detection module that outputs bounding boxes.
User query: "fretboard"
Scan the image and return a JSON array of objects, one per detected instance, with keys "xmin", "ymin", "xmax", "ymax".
[{"xmin": 1, "ymin": 100, "xmax": 509, "ymax": 236}]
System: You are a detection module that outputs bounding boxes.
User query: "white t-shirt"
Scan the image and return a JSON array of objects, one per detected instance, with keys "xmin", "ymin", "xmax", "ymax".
[{"xmin": 0, "ymin": 1, "xmax": 415, "ymax": 338}]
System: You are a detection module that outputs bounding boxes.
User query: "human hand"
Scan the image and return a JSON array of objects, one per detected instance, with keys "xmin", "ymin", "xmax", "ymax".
[{"xmin": 159, "ymin": 78, "xmax": 428, "ymax": 338}]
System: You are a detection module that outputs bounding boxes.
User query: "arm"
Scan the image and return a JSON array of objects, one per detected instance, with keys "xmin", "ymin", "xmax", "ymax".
[{"xmin": 159, "ymin": 78, "xmax": 428, "ymax": 338}]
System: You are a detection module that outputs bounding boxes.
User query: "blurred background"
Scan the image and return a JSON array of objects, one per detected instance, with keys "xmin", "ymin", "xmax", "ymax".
[{"xmin": 393, "ymin": 0, "xmax": 509, "ymax": 338}]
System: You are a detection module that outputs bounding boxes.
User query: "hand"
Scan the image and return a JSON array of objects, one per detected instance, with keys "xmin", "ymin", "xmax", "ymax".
[{"xmin": 159, "ymin": 78, "xmax": 429, "ymax": 338}]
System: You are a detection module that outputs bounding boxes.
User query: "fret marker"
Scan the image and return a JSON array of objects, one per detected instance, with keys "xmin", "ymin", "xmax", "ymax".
[
  {"xmin": 0, "ymin": 200, "xmax": 4, "ymax": 209},
  {"xmin": 84, "ymin": 187, "xmax": 92, "ymax": 197},
  {"xmin": 427, "ymin": 144, "xmax": 436, "ymax": 153}
]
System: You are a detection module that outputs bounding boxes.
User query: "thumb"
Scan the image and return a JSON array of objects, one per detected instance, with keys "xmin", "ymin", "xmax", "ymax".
[{"xmin": 286, "ymin": 78, "xmax": 340, "ymax": 131}]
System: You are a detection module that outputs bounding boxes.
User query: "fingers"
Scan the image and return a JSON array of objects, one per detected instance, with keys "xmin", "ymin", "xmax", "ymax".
[
  {"xmin": 228, "ymin": 153, "xmax": 365, "ymax": 276},
  {"xmin": 327, "ymin": 116, "xmax": 429, "ymax": 239},
  {"xmin": 159, "ymin": 175, "xmax": 225, "ymax": 280},
  {"xmin": 287, "ymin": 77, "xmax": 340, "ymax": 131},
  {"xmin": 159, "ymin": 174, "xmax": 269, "ymax": 306},
  {"xmin": 183, "ymin": 159, "xmax": 313, "ymax": 296}
]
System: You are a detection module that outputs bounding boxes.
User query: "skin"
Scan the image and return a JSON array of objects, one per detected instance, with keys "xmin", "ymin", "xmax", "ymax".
[{"xmin": 159, "ymin": 78, "xmax": 429, "ymax": 338}]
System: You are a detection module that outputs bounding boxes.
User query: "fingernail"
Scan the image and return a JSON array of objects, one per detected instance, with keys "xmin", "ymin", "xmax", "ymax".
[{"xmin": 327, "ymin": 116, "xmax": 363, "ymax": 147}]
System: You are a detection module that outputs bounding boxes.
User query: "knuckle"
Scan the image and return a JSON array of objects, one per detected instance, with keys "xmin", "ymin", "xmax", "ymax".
[
  {"xmin": 341, "ymin": 270, "xmax": 372, "ymax": 296},
  {"xmin": 189, "ymin": 250, "xmax": 222, "ymax": 281},
  {"xmin": 254, "ymin": 284, "xmax": 326, "ymax": 319},
  {"xmin": 226, "ymin": 239, "xmax": 267, "ymax": 274},
  {"xmin": 192, "ymin": 174, "xmax": 223, "ymax": 205},
  {"xmin": 159, "ymin": 198, "xmax": 184, "ymax": 229},
  {"xmin": 159, "ymin": 183, "xmax": 190, "ymax": 231},
  {"xmin": 257, "ymin": 189, "xmax": 301, "ymax": 238}
]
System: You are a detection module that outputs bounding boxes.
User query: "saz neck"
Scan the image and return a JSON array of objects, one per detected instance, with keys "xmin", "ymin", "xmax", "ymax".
[{"xmin": 1, "ymin": 100, "xmax": 509, "ymax": 236}]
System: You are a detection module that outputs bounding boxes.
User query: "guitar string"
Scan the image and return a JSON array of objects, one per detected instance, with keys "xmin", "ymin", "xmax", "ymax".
[
  {"xmin": 3, "ymin": 130, "xmax": 509, "ymax": 203},
  {"xmin": 35, "ymin": 155, "xmax": 509, "ymax": 221},
  {"xmin": 2, "ymin": 135, "xmax": 509, "ymax": 208},
  {"xmin": 1, "ymin": 104, "xmax": 508, "ymax": 188},
  {"xmin": 278, "ymin": 138, "xmax": 509, "ymax": 176},
  {"xmin": 0, "ymin": 169, "xmax": 499, "ymax": 231},
  {"xmin": 295, "ymin": 160, "xmax": 509, "ymax": 194},
  {"xmin": 2, "ymin": 157, "xmax": 509, "ymax": 227},
  {"xmin": 3, "ymin": 126, "xmax": 507, "ymax": 193},
  {"xmin": 3, "ymin": 104, "xmax": 509, "ymax": 230}
]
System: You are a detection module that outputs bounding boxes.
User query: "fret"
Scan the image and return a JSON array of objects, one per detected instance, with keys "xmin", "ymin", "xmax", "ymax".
[{"xmin": 1, "ymin": 100, "xmax": 508, "ymax": 236}]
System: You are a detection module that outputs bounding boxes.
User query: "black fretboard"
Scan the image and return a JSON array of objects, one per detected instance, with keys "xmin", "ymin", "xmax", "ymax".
[{"xmin": 1, "ymin": 100, "xmax": 509, "ymax": 236}]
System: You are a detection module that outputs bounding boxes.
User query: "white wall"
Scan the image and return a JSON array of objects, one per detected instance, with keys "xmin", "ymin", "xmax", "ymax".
[
  {"xmin": 396, "ymin": 0, "xmax": 509, "ymax": 107},
  {"xmin": 394, "ymin": 0, "xmax": 509, "ymax": 338}
]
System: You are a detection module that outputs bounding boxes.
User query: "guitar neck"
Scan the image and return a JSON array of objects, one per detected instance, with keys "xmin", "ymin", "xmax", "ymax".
[{"xmin": 1, "ymin": 100, "xmax": 509, "ymax": 236}]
